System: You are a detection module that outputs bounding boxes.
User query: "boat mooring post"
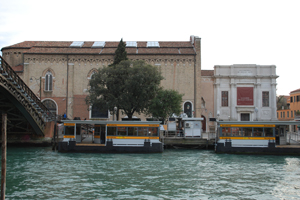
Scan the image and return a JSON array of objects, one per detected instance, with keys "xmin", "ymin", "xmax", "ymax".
[{"xmin": 1, "ymin": 112, "xmax": 7, "ymax": 200}]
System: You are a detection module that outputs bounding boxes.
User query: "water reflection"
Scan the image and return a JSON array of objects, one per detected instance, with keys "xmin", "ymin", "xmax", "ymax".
[{"xmin": 3, "ymin": 147, "xmax": 300, "ymax": 199}]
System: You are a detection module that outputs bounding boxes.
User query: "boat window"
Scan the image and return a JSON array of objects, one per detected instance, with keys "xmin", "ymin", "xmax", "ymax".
[
  {"xmin": 138, "ymin": 127, "xmax": 148, "ymax": 136},
  {"xmin": 264, "ymin": 128, "xmax": 273, "ymax": 137},
  {"xmin": 100, "ymin": 125, "xmax": 106, "ymax": 135},
  {"xmin": 118, "ymin": 127, "xmax": 127, "ymax": 136},
  {"xmin": 65, "ymin": 126, "xmax": 74, "ymax": 135},
  {"xmin": 76, "ymin": 125, "xmax": 81, "ymax": 135},
  {"xmin": 107, "ymin": 127, "xmax": 117, "ymax": 136},
  {"xmin": 222, "ymin": 127, "xmax": 231, "ymax": 136},
  {"xmin": 94, "ymin": 126, "xmax": 101, "ymax": 136},
  {"xmin": 253, "ymin": 128, "xmax": 263, "ymax": 137},
  {"xmin": 149, "ymin": 127, "xmax": 158, "ymax": 136},
  {"xmin": 128, "ymin": 127, "xmax": 138, "ymax": 136},
  {"xmin": 232, "ymin": 127, "xmax": 242, "ymax": 136},
  {"xmin": 244, "ymin": 127, "xmax": 252, "ymax": 137}
]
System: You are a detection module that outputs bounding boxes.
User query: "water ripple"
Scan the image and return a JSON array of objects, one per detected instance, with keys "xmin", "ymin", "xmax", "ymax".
[{"xmin": 2, "ymin": 147, "xmax": 300, "ymax": 199}]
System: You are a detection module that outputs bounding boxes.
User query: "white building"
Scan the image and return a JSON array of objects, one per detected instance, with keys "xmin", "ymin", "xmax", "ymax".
[{"xmin": 214, "ymin": 64, "xmax": 278, "ymax": 121}]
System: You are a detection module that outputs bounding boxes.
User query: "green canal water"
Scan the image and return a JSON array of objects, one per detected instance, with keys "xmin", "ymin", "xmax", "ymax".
[{"xmin": 2, "ymin": 147, "xmax": 300, "ymax": 199}]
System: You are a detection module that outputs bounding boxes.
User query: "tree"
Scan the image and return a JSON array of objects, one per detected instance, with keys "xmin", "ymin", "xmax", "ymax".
[
  {"xmin": 112, "ymin": 38, "xmax": 128, "ymax": 66},
  {"xmin": 86, "ymin": 60, "xmax": 163, "ymax": 120},
  {"xmin": 148, "ymin": 89, "xmax": 183, "ymax": 123},
  {"xmin": 277, "ymin": 95, "xmax": 288, "ymax": 110}
]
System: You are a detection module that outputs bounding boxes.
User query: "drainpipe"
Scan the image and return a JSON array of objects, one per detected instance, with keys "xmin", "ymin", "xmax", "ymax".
[
  {"xmin": 66, "ymin": 55, "xmax": 69, "ymax": 117},
  {"xmin": 194, "ymin": 54, "xmax": 197, "ymax": 118}
]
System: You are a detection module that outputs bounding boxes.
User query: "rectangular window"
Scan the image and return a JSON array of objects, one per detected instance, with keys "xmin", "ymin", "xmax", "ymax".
[
  {"xmin": 149, "ymin": 127, "xmax": 158, "ymax": 136},
  {"xmin": 244, "ymin": 127, "xmax": 252, "ymax": 137},
  {"xmin": 232, "ymin": 127, "xmax": 242, "ymax": 137},
  {"xmin": 128, "ymin": 127, "xmax": 138, "ymax": 136},
  {"xmin": 222, "ymin": 127, "xmax": 231, "ymax": 136},
  {"xmin": 253, "ymin": 128, "xmax": 263, "ymax": 137},
  {"xmin": 283, "ymin": 112, "xmax": 285, "ymax": 118},
  {"xmin": 281, "ymin": 112, "xmax": 282, "ymax": 118},
  {"xmin": 117, "ymin": 127, "xmax": 127, "ymax": 136},
  {"xmin": 107, "ymin": 127, "xmax": 117, "ymax": 136},
  {"xmin": 287, "ymin": 111, "xmax": 289, "ymax": 118},
  {"xmin": 292, "ymin": 111, "xmax": 293, "ymax": 118},
  {"xmin": 262, "ymin": 91, "xmax": 269, "ymax": 107},
  {"xmin": 222, "ymin": 91, "xmax": 228, "ymax": 107},
  {"xmin": 264, "ymin": 128, "xmax": 273, "ymax": 137},
  {"xmin": 138, "ymin": 127, "xmax": 148, "ymax": 136},
  {"xmin": 291, "ymin": 97, "xmax": 293, "ymax": 103}
]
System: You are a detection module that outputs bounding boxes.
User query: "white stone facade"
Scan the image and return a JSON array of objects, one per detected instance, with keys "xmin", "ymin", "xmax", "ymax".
[{"xmin": 214, "ymin": 64, "xmax": 278, "ymax": 121}]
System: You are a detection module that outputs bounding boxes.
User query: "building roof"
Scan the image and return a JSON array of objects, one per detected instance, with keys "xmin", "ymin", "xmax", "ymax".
[
  {"xmin": 2, "ymin": 41, "xmax": 196, "ymax": 55},
  {"xmin": 201, "ymin": 70, "xmax": 214, "ymax": 76},
  {"xmin": 290, "ymin": 88, "xmax": 300, "ymax": 94}
]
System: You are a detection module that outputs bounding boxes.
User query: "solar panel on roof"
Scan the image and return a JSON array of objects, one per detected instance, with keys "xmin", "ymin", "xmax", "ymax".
[
  {"xmin": 147, "ymin": 41, "xmax": 159, "ymax": 47},
  {"xmin": 92, "ymin": 41, "xmax": 106, "ymax": 48},
  {"xmin": 70, "ymin": 41, "xmax": 84, "ymax": 47},
  {"xmin": 126, "ymin": 41, "xmax": 137, "ymax": 47}
]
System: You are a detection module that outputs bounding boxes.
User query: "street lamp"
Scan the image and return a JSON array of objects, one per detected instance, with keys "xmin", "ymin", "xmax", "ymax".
[
  {"xmin": 114, "ymin": 107, "xmax": 117, "ymax": 121},
  {"xmin": 30, "ymin": 76, "xmax": 41, "ymax": 99},
  {"xmin": 255, "ymin": 107, "xmax": 258, "ymax": 121}
]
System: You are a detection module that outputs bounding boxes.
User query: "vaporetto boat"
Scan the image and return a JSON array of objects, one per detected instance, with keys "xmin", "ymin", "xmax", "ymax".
[
  {"xmin": 58, "ymin": 120, "xmax": 163, "ymax": 153},
  {"xmin": 215, "ymin": 121, "xmax": 300, "ymax": 155}
]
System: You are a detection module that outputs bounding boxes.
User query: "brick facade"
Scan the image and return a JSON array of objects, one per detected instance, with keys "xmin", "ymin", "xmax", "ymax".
[{"xmin": 1, "ymin": 36, "xmax": 209, "ymax": 123}]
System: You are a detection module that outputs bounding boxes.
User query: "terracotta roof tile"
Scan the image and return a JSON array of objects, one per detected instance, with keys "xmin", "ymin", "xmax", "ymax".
[
  {"xmin": 138, "ymin": 48, "xmax": 179, "ymax": 54},
  {"xmin": 180, "ymin": 48, "xmax": 196, "ymax": 54},
  {"xmin": 159, "ymin": 42, "xmax": 193, "ymax": 47},
  {"xmin": 25, "ymin": 47, "xmax": 101, "ymax": 54},
  {"xmin": 3, "ymin": 41, "xmax": 196, "ymax": 55},
  {"xmin": 290, "ymin": 88, "xmax": 300, "ymax": 94}
]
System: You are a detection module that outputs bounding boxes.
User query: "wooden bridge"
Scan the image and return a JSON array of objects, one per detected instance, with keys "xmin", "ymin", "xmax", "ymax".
[{"xmin": 0, "ymin": 56, "xmax": 55, "ymax": 145}]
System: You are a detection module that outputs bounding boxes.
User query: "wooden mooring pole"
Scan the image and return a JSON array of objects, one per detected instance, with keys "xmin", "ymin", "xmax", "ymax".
[{"xmin": 1, "ymin": 113, "xmax": 7, "ymax": 200}]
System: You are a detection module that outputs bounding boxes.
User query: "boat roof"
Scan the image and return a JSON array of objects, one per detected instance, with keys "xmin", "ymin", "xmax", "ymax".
[
  {"xmin": 62, "ymin": 120, "xmax": 162, "ymax": 125},
  {"xmin": 217, "ymin": 121, "xmax": 300, "ymax": 125}
]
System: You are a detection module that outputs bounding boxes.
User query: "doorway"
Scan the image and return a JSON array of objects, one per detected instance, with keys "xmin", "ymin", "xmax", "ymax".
[{"xmin": 241, "ymin": 113, "xmax": 250, "ymax": 121}]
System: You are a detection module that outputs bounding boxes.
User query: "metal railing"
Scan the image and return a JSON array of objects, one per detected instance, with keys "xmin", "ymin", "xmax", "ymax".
[
  {"xmin": 286, "ymin": 132, "xmax": 300, "ymax": 144},
  {"xmin": 162, "ymin": 130, "xmax": 216, "ymax": 140},
  {"xmin": 0, "ymin": 55, "xmax": 54, "ymax": 121}
]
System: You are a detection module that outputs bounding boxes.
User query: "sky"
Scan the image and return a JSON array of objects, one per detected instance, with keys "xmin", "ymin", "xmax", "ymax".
[{"xmin": 0, "ymin": 0, "xmax": 299, "ymax": 96}]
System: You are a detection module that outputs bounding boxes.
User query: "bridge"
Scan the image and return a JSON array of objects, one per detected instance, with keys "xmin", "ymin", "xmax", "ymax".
[{"xmin": 0, "ymin": 56, "xmax": 55, "ymax": 145}]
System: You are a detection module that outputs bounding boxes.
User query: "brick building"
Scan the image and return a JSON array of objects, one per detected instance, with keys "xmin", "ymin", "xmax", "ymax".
[
  {"xmin": 1, "ymin": 36, "xmax": 210, "ymax": 126},
  {"xmin": 277, "ymin": 89, "xmax": 300, "ymax": 132}
]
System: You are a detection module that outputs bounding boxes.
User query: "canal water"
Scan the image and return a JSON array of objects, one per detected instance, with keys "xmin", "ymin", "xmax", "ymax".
[{"xmin": 2, "ymin": 147, "xmax": 300, "ymax": 199}]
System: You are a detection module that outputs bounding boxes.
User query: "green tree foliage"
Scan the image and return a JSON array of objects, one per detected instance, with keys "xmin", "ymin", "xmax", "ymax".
[
  {"xmin": 148, "ymin": 89, "xmax": 183, "ymax": 123},
  {"xmin": 112, "ymin": 38, "xmax": 128, "ymax": 65},
  {"xmin": 86, "ymin": 60, "xmax": 163, "ymax": 120},
  {"xmin": 277, "ymin": 95, "xmax": 288, "ymax": 110}
]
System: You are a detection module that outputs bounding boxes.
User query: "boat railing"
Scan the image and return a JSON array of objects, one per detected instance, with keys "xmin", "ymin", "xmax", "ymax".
[
  {"xmin": 162, "ymin": 130, "xmax": 216, "ymax": 140},
  {"xmin": 286, "ymin": 132, "xmax": 300, "ymax": 144}
]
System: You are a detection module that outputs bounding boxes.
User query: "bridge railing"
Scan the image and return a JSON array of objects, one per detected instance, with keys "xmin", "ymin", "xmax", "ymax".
[{"xmin": 0, "ymin": 55, "xmax": 55, "ymax": 121}]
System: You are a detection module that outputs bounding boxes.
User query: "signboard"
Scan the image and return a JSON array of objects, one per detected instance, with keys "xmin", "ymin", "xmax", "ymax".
[{"xmin": 237, "ymin": 87, "xmax": 253, "ymax": 105}]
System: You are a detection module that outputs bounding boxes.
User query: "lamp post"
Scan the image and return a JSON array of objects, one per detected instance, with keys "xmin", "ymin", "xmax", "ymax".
[
  {"xmin": 255, "ymin": 107, "xmax": 258, "ymax": 121},
  {"xmin": 114, "ymin": 107, "xmax": 117, "ymax": 121},
  {"xmin": 30, "ymin": 76, "xmax": 41, "ymax": 99}
]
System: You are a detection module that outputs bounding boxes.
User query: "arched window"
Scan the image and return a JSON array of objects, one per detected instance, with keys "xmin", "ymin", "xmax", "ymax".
[
  {"xmin": 42, "ymin": 99, "xmax": 57, "ymax": 115},
  {"xmin": 184, "ymin": 102, "xmax": 193, "ymax": 118},
  {"xmin": 45, "ymin": 71, "xmax": 53, "ymax": 91}
]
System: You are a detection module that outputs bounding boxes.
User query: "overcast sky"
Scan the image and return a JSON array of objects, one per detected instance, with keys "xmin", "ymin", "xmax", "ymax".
[{"xmin": 0, "ymin": 0, "xmax": 299, "ymax": 95}]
